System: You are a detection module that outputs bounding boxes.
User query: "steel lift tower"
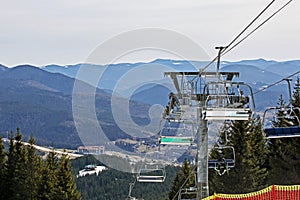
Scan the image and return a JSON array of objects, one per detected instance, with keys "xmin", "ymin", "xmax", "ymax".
[{"xmin": 164, "ymin": 48, "xmax": 254, "ymax": 199}]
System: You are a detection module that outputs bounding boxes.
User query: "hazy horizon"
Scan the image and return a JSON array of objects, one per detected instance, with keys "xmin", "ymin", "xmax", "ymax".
[{"xmin": 1, "ymin": 0, "xmax": 299, "ymax": 67}]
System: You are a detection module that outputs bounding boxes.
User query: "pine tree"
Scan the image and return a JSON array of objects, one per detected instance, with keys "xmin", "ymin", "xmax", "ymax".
[
  {"xmin": 168, "ymin": 159, "xmax": 195, "ymax": 200},
  {"xmin": 267, "ymin": 90, "xmax": 300, "ymax": 184},
  {"xmin": 5, "ymin": 128, "xmax": 31, "ymax": 200},
  {"xmin": 292, "ymin": 77, "xmax": 300, "ymax": 107},
  {"xmin": 25, "ymin": 135, "xmax": 42, "ymax": 200},
  {"xmin": 38, "ymin": 150, "xmax": 59, "ymax": 200},
  {"xmin": 209, "ymin": 117, "xmax": 268, "ymax": 194},
  {"xmin": 0, "ymin": 136, "xmax": 7, "ymax": 200},
  {"xmin": 291, "ymin": 77, "xmax": 300, "ymax": 181},
  {"xmin": 271, "ymin": 95, "xmax": 291, "ymax": 128},
  {"xmin": 55, "ymin": 153, "xmax": 81, "ymax": 200},
  {"xmin": 0, "ymin": 130, "xmax": 82, "ymax": 200},
  {"xmin": 3, "ymin": 131, "xmax": 15, "ymax": 200},
  {"xmin": 246, "ymin": 117, "xmax": 269, "ymax": 189}
]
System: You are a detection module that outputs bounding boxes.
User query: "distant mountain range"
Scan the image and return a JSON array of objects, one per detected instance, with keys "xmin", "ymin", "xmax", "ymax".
[
  {"xmin": 0, "ymin": 65, "xmax": 136, "ymax": 148},
  {"xmin": 0, "ymin": 65, "xmax": 78, "ymax": 147},
  {"xmin": 44, "ymin": 58, "xmax": 299, "ymax": 109},
  {"xmin": 0, "ymin": 58, "xmax": 299, "ymax": 148}
]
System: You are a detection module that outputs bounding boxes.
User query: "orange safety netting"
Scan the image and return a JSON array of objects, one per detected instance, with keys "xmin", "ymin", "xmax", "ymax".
[{"xmin": 203, "ymin": 185, "xmax": 300, "ymax": 200}]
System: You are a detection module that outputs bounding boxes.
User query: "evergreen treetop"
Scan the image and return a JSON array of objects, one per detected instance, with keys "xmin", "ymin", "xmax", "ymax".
[{"xmin": 0, "ymin": 129, "xmax": 81, "ymax": 200}]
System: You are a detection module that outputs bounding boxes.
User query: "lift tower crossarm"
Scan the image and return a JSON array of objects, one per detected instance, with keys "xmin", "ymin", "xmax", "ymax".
[{"xmin": 164, "ymin": 71, "xmax": 239, "ymax": 79}]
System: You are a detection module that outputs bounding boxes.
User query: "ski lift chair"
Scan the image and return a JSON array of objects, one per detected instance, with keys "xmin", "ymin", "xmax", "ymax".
[
  {"xmin": 262, "ymin": 107, "xmax": 300, "ymax": 138},
  {"xmin": 178, "ymin": 187, "xmax": 197, "ymax": 200},
  {"xmin": 158, "ymin": 136, "xmax": 193, "ymax": 146},
  {"xmin": 178, "ymin": 174, "xmax": 197, "ymax": 200},
  {"xmin": 158, "ymin": 122, "xmax": 194, "ymax": 146},
  {"xmin": 136, "ymin": 151, "xmax": 166, "ymax": 183},
  {"xmin": 163, "ymin": 92, "xmax": 184, "ymax": 122},
  {"xmin": 202, "ymin": 82, "xmax": 255, "ymax": 121},
  {"xmin": 208, "ymin": 146, "xmax": 235, "ymax": 176},
  {"xmin": 136, "ymin": 165, "xmax": 166, "ymax": 183}
]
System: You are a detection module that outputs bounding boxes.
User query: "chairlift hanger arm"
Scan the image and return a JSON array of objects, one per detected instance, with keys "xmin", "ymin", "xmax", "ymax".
[
  {"xmin": 169, "ymin": 73, "xmax": 181, "ymax": 98},
  {"xmin": 262, "ymin": 107, "xmax": 278, "ymax": 126},
  {"xmin": 262, "ymin": 106, "xmax": 300, "ymax": 125},
  {"xmin": 244, "ymin": 82, "xmax": 256, "ymax": 109},
  {"xmin": 283, "ymin": 78, "xmax": 292, "ymax": 105}
]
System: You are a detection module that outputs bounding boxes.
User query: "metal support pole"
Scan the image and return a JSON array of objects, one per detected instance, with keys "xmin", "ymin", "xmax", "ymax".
[
  {"xmin": 196, "ymin": 102, "xmax": 209, "ymax": 200},
  {"xmin": 215, "ymin": 46, "xmax": 225, "ymax": 74}
]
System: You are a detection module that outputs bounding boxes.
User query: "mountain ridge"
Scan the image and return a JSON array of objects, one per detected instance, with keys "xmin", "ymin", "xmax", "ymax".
[
  {"xmin": 0, "ymin": 58, "xmax": 299, "ymax": 148},
  {"xmin": 0, "ymin": 65, "xmax": 135, "ymax": 148}
]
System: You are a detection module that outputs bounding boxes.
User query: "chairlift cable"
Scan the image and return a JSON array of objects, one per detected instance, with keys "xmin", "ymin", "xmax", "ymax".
[
  {"xmin": 254, "ymin": 70, "xmax": 300, "ymax": 95},
  {"xmin": 200, "ymin": 0, "xmax": 276, "ymax": 72},
  {"xmin": 224, "ymin": 0, "xmax": 275, "ymax": 52},
  {"xmin": 222, "ymin": 0, "xmax": 293, "ymax": 57},
  {"xmin": 201, "ymin": 0, "xmax": 294, "ymax": 95}
]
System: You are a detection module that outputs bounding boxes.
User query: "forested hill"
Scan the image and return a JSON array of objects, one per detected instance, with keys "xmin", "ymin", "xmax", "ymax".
[
  {"xmin": 0, "ymin": 131, "xmax": 81, "ymax": 200},
  {"xmin": 0, "ymin": 65, "xmax": 145, "ymax": 148},
  {"xmin": 71, "ymin": 155, "xmax": 180, "ymax": 200}
]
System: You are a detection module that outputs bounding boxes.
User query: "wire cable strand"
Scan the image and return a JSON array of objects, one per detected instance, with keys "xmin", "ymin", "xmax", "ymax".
[
  {"xmin": 222, "ymin": 0, "xmax": 293, "ymax": 57},
  {"xmin": 200, "ymin": 0, "xmax": 276, "ymax": 72},
  {"xmin": 254, "ymin": 70, "xmax": 300, "ymax": 95}
]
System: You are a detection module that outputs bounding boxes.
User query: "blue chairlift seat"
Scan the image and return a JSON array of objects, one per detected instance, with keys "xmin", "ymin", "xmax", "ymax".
[{"xmin": 264, "ymin": 126, "xmax": 300, "ymax": 138}]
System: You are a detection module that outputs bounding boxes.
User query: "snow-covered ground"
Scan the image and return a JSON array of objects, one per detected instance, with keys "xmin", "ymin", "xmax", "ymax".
[{"xmin": 77, "ymin": 165, "xmax": 107, "ymax": 177}]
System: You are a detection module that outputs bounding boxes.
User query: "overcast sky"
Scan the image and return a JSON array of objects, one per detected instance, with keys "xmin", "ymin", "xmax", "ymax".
[{"xmin": 0, "ymin": 0, "xmax": 299, "ymax": 67}]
